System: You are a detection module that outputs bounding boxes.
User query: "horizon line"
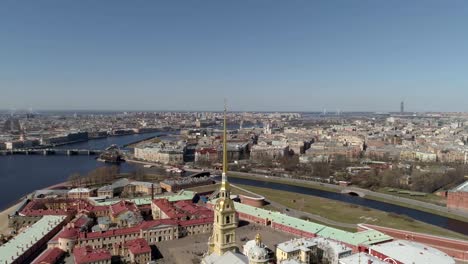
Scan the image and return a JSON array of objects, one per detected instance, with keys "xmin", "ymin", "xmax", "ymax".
[{"xmin": 0, "ymin": 109, "xmax": 465, "ymax": 114}]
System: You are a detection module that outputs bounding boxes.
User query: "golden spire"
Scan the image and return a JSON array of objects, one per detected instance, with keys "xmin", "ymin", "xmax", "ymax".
[
  {"xmin": 255, "ymin": 233, "xmax": 262, "ymax": 245},
  {"xmin": 221, "ymin": 99, "xmax": 230, "ymax": 192},
  {"xmin": 223, "ymin": 100, "xmax": 228, "ymax": 175}
]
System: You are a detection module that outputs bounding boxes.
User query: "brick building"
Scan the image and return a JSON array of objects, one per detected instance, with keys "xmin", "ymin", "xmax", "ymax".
[
  {"xmin": 195, "ymin": 147, "xmax": 219, "ymax": 164},
  {"xmin": 114, "ymin": 238, "xmax": 151, "ymax": 264},
  {"xmin": 73, "ymin": 246, "xmax": 112, "ymax": 264},
  {"xmin": 447, "ymin": 181, "xmax": 468, "ymax": 211},
  {"xmin": 31, "ymin": 248, "xmax": 65, "ymax": 264},
  {"xmin": 151, "ymin": 198, "xmax": 213, "ymax": 221}
]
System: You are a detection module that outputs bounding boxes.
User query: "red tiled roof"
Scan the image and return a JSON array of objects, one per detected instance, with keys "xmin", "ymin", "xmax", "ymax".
[
  {"xmin": 32, "ymin": 248, "xmax": 65, "ymax": 264},
  {"xmin": 79, "ymin": 219, "xmax": 179, "ymax": 240},
  {"xmin": 57, "ymin": 227, "xmax": 79, "ymax": 239},
  {"xmin": 173, "ymin": 200, "xmax": 213, "ymax": 218},
  {"xmin": 77, "ymin": 199, "xmax": 213, "ymax": 241},
  {"xmin": 20, "ymin": 209, "xmax": 72, "ymax": 216},
  {"xmin": 20, "ymin": 198, "xmax": 92, "ymax": 216},
  {"xmin": 153, "ymin": 198, "xmax": 213, "ymax": 220},
  {"xmin": 73, "ymin": 215, "xmax": 90, "ymax": 228},
  {"xmin": 173, "ymin": 200, "xmax": 197, "ymax": 212},
  {"xmin": 152, "ymin": 199, "xmax": 187, "ymax": 219},
  {"xmin": 77, "ymin": 216, "xmax": 211, "ymax": 242},
  {"xmin": 85, "ymin": 205, "xmax": 109, "ymax": 213},
  {"xmin": 110, "ymin": 200, "xmax": 138, "ymax": 217},
  {"xmin": 139, "ymin": 219, "xmax": 178, "ymax": 230},
  {"xmin": 196, "ymin": 147, "xmax": 218, "ymax": 154},
  {"xmin": 125, "ymin": 238, "xmax": 151, "ymax": 255},
  {"xmin": 79, "ymin": 226, "xmax": 140, "ymax": 239},
  {"xmin": 179, "ymin": 217, "xmax": 213, "ymax": 227},
  {"xmin": 74, "ymin": 246, "xmax": 112, "ymax": 264}
]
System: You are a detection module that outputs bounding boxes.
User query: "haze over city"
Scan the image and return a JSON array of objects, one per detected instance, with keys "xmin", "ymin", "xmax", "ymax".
[{"xmin": 1, "ymin": 1, "xmax": 468, "ymax": 112}]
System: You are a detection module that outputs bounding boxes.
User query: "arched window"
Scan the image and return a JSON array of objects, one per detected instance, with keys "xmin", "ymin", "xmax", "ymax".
[{"xmin": 226, "ymin": 216, "xmax": 230, "ymax": 224}]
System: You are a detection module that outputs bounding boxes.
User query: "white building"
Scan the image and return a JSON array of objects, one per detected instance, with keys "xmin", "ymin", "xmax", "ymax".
[
  {"xmin": 369, "ymin": 240, "xmax": 455, "ymax": 264},
  {"xmin": 68, "ymin": 187, "xmax": 92, "ymax": 199},
  {"xmin": 339, "ymin": 253, "xmax": 386, "ymax": 264},
  {"xmin": 276, "ymin": 237, "xmax": 352, "ymax": 264},
  {"xmin": 276, "ymin": 238, "xmax": 317, "ymax": 264}
]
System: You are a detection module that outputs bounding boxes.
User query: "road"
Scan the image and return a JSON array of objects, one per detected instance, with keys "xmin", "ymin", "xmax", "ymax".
[
  {"xmin": 228, "ymin": 170, "xmax": 468, "ymax": 220},
  {"xmin": 129, "ymin": 160, "xmax": 468, "ymax": 220}
]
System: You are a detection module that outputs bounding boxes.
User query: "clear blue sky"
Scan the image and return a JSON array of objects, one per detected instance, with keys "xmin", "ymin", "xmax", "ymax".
[{"xmin": 1, "ymin": 1, "xmax": 467, "ymax": 112}]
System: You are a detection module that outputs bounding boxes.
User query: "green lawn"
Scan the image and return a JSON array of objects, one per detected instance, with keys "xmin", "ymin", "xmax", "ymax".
[
  {"xmin": 229, "ymin": 172, "xmax": 468, "ymax": 222},
  {"xmin": 376, "ymin": 187, "xmax": 446, "ymax": 206},
  {"xmin": 186, "ymin": 183, "xmax": 261, "ymax": 198},
  {"xmin": 237, "ymin": 184, "xmax": 468, "ymax": 241}
]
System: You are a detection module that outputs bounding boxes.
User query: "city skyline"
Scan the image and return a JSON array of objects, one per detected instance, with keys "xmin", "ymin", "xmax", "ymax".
[
  {"xmin": 1, "ymin": 2, "xmax": 468, "ymax": 263},
  {"xmin": 1, "ymin": 1, "xmax": 468, "ymax": 112}
]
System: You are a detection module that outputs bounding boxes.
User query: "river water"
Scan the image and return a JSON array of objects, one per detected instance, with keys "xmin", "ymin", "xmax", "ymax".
[
  {"xmin": 1, "ymin": 132, "xmax": 467, "ymax": 236},
  {"xmin": 0, "ymin": 132, "xmax": 167, "ymax": 210},
  {"xmin": 227, "ymin": 177, "xmax": 468, "ymax": 236}
]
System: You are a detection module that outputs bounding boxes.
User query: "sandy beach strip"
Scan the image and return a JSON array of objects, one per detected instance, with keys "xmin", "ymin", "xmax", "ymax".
[{"xmin": 0, "ymin": 180, "xmax": 70, "ymax": 235}]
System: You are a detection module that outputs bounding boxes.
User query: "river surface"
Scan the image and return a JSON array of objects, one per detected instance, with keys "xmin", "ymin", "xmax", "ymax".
[
  {"xmin": 54, "ymin": 132, "xmax": 172, "ymax": 150},
  {"xmin": 226, "ymin": 176, "xmax": 468, "ymax": 235},
  {"xmin": 1, "ymin": 133, "xmax": 468, "ymax": 236},
  {"xmin": 0, "ymin": 132, "xmax": 169, "ymax": 210}
]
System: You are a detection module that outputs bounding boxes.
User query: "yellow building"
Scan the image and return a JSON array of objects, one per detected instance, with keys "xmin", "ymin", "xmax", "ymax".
[
  {"xmin": 208, "ymin": 104, "xmax": 238, "ymax": 256},
  {"xmin": 203, "ymin": 104, "xmax": 247, "ymax": 264},
  {"xmin": 276, "ymin": 238, "xmax": 317, "ymax": 263},
  {"xmin": 203, "ymin": 104, "xmax": 270, "ymax": 264}
]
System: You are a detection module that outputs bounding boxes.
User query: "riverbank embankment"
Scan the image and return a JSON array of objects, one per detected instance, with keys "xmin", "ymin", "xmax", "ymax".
[{"xmin": 228, "ymin": 171, "xmax": 468, "ymax": 222}]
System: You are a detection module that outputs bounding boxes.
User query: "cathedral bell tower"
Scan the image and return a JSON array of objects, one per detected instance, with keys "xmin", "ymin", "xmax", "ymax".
[{"xmin": 208, "ymin": 102, "xmax": 238, "ymax": 255}]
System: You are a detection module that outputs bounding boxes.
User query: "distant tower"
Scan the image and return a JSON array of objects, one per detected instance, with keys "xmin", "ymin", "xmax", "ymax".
[
  {"xmin": 263, "ymin": 122, "xmax": 272, "ymax": 135},
  {"xmin": 19, "ymin": 121, "xmax": 26, "ymax": 141},
  {"xmin": 208, "ymin": 102, "xmax": 238, "ymax": 255},
  {"xmin": 400, "ymin": 101, "xmax": 404, "ymax": 113},
  {"xmin": 19, "ymin": 129, "xmax": 25, "ymax": 141}
]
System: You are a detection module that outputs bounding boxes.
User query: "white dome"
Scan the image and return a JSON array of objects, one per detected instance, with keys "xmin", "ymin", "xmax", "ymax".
[{"xmin": 248, "ymin": 245, "xmax": 268, "ymax": 262}]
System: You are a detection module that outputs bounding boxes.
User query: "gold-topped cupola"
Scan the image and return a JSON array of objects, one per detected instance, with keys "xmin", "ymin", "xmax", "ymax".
[{"xmin": 208, "ymin": 101, "xmax": 238, "ymax": 255}]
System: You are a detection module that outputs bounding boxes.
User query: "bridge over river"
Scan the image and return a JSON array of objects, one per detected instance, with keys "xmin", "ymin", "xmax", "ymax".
[
  {"xmin": 0, "ymin": 148, "xmax": 103, "ymax": 156},
  {"xmin": 211, "ymin": 174, "xmax": 468, "ymax": 236}
]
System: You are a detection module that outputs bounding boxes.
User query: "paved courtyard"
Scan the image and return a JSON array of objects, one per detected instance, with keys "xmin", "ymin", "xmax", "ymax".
[{"xmin": 154, "ymin": 221, "xmax": 298, "ymax": 264}]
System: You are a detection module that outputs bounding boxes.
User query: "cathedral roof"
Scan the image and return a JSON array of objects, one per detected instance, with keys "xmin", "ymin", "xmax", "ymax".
[{"xmin": 202, "ymin": 251, "xmax": 248, "ymax": 264}]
